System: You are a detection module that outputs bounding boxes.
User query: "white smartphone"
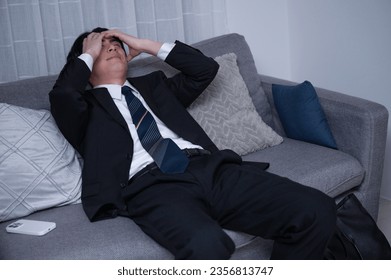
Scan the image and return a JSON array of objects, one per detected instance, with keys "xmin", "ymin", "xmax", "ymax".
[{"xmin": 6, "ymin": 219, "xmax": 56, "ymax": 236}]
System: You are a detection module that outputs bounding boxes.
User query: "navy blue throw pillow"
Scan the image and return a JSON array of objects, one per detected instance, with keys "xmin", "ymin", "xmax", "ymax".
[{"xmin": 272, "ymin": 81, "xmax": 337, "ymax": 149}]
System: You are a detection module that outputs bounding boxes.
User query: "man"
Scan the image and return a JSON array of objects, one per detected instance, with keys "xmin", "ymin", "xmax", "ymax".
[{"xmin": 49, "ymin": 27, "xmax": 337, "ymax": 259}]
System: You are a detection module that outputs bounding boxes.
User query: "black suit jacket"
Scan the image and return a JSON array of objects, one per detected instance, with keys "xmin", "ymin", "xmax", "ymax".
[{"xmin": 50, "ymin": 42, "xmax": 220, "ymax": 221}]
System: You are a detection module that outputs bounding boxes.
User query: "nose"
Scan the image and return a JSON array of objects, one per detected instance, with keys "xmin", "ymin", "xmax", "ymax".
[{"xmin": 108, "ymin": 44, "xmax": 117, "ymax": 52}]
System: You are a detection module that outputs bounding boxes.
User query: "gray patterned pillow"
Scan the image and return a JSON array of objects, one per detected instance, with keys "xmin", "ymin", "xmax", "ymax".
[
  {"xmin": 0, "ymin": 103, "xmax": 82, "ymax": 222},
  {"xmin": 188, "ymin": 53, "xmax": 283, "ymax": 155}
]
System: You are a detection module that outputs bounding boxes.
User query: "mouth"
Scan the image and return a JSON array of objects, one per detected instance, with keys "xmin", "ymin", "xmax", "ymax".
[{"xmin": 106, "ymin": 55, "xmax": 121, "ymax": 61}]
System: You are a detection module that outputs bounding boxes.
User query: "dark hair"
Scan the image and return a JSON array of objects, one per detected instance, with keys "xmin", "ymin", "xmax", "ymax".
[{"xmin": 66, "ymin": 27, "xmax": 125, "ymax": 62}]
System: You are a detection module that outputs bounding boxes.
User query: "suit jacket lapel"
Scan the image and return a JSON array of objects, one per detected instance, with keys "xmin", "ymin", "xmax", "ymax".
[{"xmin": 90, "ymin": 88, "xmax": 130, "ymax": 133}]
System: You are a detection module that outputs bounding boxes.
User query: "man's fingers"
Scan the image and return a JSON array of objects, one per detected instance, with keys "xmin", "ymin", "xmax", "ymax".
[
  {"xmin": 87, "ymin": 32, "xmax": 103, "ymax": 40},
  {"xmin": 102, "ymin": 30, "xmax": 122, "ymax": 40},
  {"xmin": 82, "ymin": 32, "xmax": 104, "ymax": 59}
]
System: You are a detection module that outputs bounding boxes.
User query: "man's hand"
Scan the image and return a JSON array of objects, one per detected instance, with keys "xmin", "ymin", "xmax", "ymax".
[
  {"xmin": 82, "ymin": 32, "xmax": 104, "ymax": 61},
  {"xmin": 103, "ymin": 30, "xmax": 163, "ymax": 62}
]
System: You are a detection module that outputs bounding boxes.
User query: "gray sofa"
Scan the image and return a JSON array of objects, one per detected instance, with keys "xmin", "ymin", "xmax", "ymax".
[{"xmin": 0, "ymin": 33, "xmax": 388, "ymax": 259}]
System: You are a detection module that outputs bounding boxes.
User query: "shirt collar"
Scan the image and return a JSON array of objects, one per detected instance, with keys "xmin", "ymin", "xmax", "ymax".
[{"xmin": 94, "ymin": 80, "xmax": 137, "ymax": 101}]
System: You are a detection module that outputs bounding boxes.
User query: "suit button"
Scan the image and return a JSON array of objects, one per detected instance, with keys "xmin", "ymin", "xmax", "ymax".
[{"xmin": 120, "ymin": 183, "xmax": 127, "ymax": 188}]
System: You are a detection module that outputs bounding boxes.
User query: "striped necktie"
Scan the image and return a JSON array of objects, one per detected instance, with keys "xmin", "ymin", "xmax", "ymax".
[{"xmin": 122, "ymin": 86, "xmax": 189, "ymax": 173}]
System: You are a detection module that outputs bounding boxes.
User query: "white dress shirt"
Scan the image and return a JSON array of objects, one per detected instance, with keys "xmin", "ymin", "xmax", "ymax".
[{"xmin": 79, "ymin": 43, "xmax": 202, "ymax": 179}]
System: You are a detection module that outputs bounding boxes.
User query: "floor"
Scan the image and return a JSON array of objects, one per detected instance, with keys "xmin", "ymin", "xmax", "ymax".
[{"xmin": 377, "ymin": 198, "xmax": 391, "ymax": 243}]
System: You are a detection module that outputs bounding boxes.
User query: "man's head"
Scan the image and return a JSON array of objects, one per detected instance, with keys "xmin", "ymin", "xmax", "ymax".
[
  {"xmin": 67, "ymin": 27, "xmax": 128, "ymax": 86},
  {"xmin": 67, "ymin": 27, "xmax": 125, "ymax": 62}
]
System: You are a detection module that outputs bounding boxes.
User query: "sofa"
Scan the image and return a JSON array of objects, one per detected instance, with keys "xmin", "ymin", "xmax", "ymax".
[{"xmin": 0, "ymin": 33, "xmax": 388, "ymax": 259}]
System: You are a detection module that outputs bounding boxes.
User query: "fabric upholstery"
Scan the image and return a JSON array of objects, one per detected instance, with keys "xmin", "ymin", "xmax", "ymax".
[
  {"xmin": 0, "ymin": 76, "xmax": 55, "ymax": 110},
  {"xmin": 243, "ymin": 138, "xmax": 364, "ymax": 197},
  {"xmin": 188, "ymin": 53, "xmax": 283, "ymax": 155},
  {"xmin": 0, "ymin": 203, "xmax": 272, "ymax": 260},
  {"xmin": 0, "ymin": 104, "xmax": 82, "ymax": 222}
]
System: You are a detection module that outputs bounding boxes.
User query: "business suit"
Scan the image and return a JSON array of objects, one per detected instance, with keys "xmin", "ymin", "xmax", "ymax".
[
  {"xmin": 50, "ymin": 41, "xmax": 219, "ymax": 220},
  {"xmin": 50, "ymin": 41, "xmax": 336, "ymax": 259}
]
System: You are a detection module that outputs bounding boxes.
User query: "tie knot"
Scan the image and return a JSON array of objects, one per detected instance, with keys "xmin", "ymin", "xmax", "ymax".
[
  {"xmin": 122, "ymin": 86, "xmax": 137, "ymax": 105},
  {"xmin": 121, "ymin": 86, "xmax": 133, "ymax": 96}
]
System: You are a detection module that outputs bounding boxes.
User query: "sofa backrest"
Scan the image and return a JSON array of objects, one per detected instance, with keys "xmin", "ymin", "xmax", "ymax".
[
  {"xmin": 0, "ymin": 33, "xmax": 273, "ymax": 126},
  {"xmin": 0, "ymin": 75, "xmax": 56, "ymax": 110},
  {"xmin": 127, "ymin": 33, "xmax": 273, "ymax": 126}
]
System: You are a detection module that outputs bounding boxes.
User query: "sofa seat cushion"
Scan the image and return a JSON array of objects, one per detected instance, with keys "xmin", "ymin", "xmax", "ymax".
[
  {"xmin": 242, "ymin": 138, "xmax": 364, "ymax": 197},
  {"xmin": 0, "ymin": 204, "xmax": 171, "ymax": 260},
  {"xmin": 0, "ymin": 204, "xmax": 269, "ymax": 259}
]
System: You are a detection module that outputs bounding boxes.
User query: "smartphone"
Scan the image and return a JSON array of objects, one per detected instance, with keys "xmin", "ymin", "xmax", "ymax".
[{"xmin": 6, "ymin": 219, "xmax": 56, "ymax": 236}]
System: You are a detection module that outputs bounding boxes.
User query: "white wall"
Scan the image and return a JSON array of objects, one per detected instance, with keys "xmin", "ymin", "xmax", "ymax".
[
  {"xmin": 226, "ymin": 0, "xmax": 391, "ymax": 200},
  {"xmin": 225, "ymin": 0, "xmax": 291, "ymax": 79}
]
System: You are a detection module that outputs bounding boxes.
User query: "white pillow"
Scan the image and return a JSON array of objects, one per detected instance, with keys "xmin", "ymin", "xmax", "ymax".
[
  {"xmin": 188, "ymin": 53, "xmax": 283, "ymax": 155},
  {"xmin": 0, "ymin": 103, "xmax": 82, "ymax": 222}
]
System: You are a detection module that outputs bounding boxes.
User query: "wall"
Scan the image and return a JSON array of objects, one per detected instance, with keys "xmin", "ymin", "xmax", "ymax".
[
  {"xmin": 226, "ymin": 0, "xmax": 391, "ymax": 200},
  {"xmin": 225, "ymin": 0, "xmax": 291, "ymax": 79}
]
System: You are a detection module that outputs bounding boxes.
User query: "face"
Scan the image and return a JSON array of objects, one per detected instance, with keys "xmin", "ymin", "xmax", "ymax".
[{"xmin": 90, "ymin": 37, "xmax": 128, "ymax": 85}]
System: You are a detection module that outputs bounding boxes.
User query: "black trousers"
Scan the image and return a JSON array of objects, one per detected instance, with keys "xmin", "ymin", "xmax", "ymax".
[{"xmin": 122, "ymin": 150, "xmax": 337, "ymax": 259}]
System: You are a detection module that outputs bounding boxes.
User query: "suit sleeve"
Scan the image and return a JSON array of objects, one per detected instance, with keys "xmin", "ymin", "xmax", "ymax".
[
  {"xmin": 49, "ymin": 58, "xmax": 91, "ymax": 152},
  {"xmin": 163, "ymin": 41, "xmax": 219, "ymax": 108}
]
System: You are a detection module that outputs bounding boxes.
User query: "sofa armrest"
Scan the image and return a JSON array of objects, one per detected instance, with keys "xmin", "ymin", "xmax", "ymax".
[{"xmin": 260, "ymin": 74, "xmax": 389, "ymax": 219}]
